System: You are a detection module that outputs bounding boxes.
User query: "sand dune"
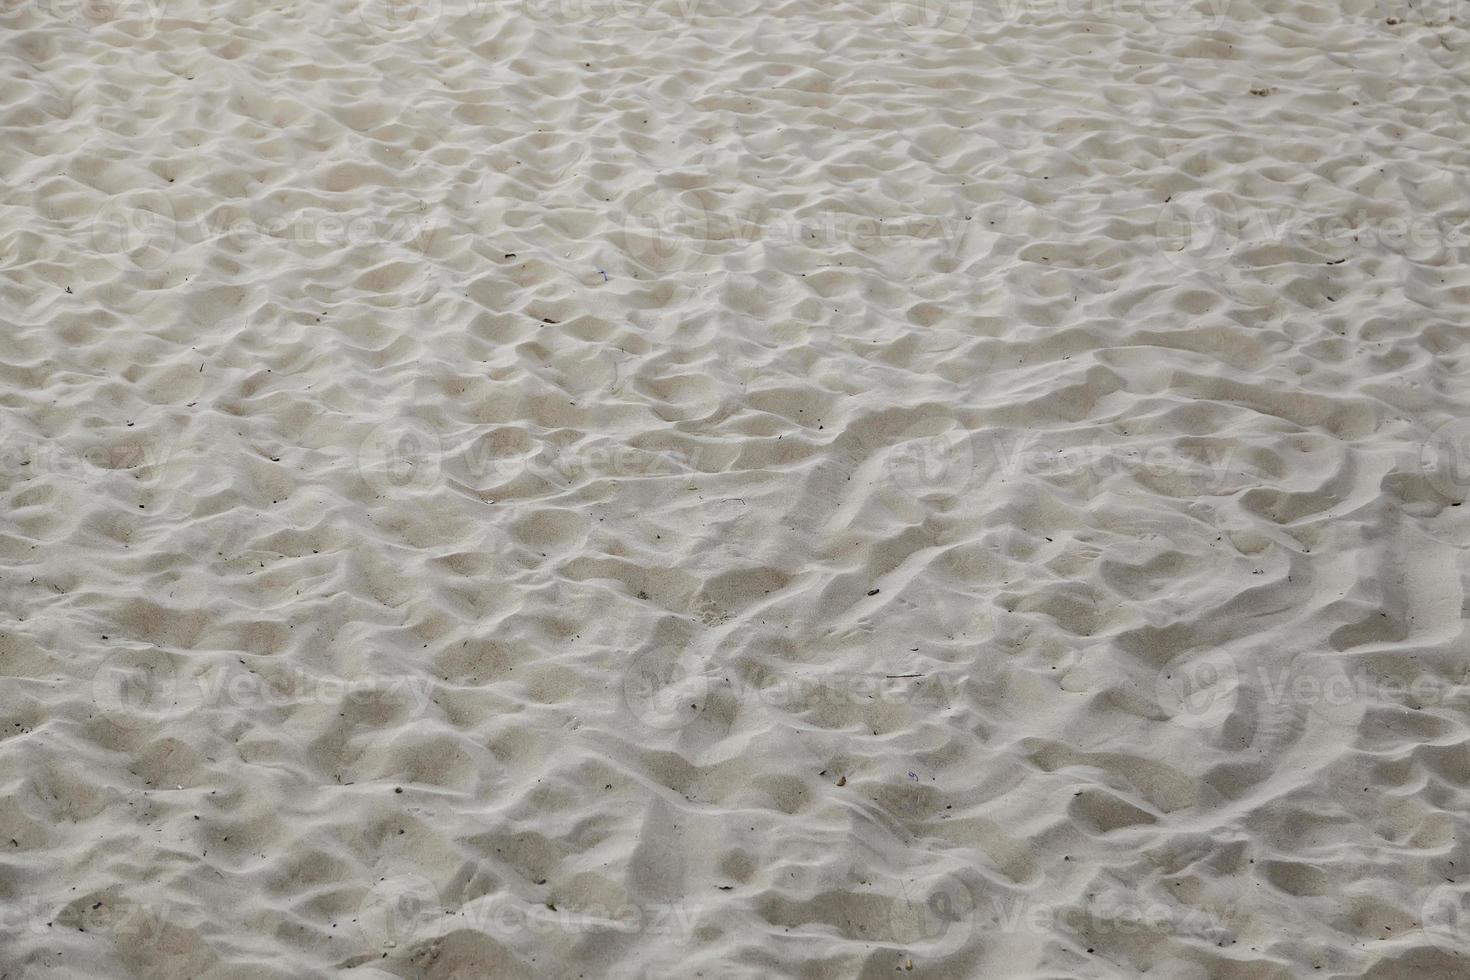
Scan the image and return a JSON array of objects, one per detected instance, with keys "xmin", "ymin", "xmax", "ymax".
[{"xmin": 2, "ymin": 0, "xmax": 1470, "ymax": 975}]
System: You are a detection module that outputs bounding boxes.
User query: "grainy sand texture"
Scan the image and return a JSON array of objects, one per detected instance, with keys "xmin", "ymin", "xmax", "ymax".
[{"xmin": 3, "ymin": 0, "xmax": 1470, "ymax": 976}]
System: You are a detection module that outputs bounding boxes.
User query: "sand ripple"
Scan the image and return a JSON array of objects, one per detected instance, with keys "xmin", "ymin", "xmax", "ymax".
[{"xmin": 2, "ymin": 0, "xmax": 1470, "ymax": 976}]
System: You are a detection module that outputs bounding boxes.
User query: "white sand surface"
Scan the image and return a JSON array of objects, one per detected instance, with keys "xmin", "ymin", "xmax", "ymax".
[{"xmin": 3, "ymin": 0, "xmax": 1470, "ymax": 976}]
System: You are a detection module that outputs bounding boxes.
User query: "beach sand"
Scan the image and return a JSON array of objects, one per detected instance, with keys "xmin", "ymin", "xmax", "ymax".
[{"xmin": 2, "ymin": 0, "xmax": 1470, "ymax": 975}]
